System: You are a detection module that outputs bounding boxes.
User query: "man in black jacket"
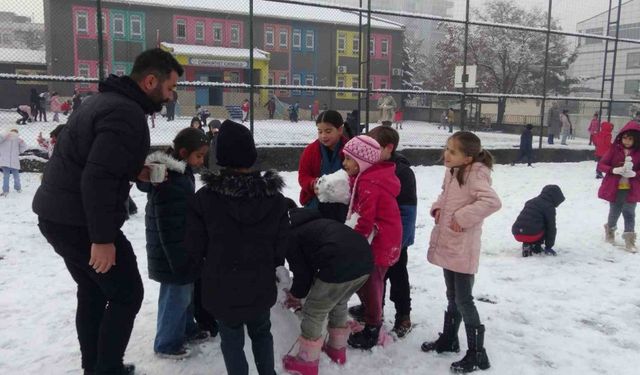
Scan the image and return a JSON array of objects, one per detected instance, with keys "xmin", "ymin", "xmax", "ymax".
[
  {"xmin": 32, "ymin": 48, "xmax": 182, "ymax": 375},
  {"xmin": 512, "ymin": 185, "xmax": 565, "ymax": 257}
]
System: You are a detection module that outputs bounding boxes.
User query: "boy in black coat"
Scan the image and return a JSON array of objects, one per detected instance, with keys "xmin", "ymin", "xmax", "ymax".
[
  {"xmin": 512, "ymin": 185, "xmax": 565, "ymax": 257},
  {"xmin": 185, "ymin": 120, "xmax": 289, "ymax": 375},
  {"xmin": 512, "ymin": 124, "xmax": 534, "ymax": 166},
  {"xmin": 282, "ymin": 207, "xmax": 372, "ymax": 372}
]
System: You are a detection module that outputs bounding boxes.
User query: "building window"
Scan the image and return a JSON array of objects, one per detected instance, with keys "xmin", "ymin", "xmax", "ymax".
[
  {"xmin": 279, "ymin": 30, "xmax": 288, "ymax": 48},
  {"xmin": 130, "ymin": 15, "xmax": 142, "ymax": 38},
  {"xmin": 230, "ymin": 24, "xmax": 240, "ymax": 46},
  {"xmin": 337, "ymin": 76, "xmax": 345, "ymax": 97},
  {"xmin": 268, "ymin": 72, "xmax": 275, "ymax": 95},
  {"xmin": 113, "ymin": 14, "xmax": 125, "ymax": 37},
  {"xmin": 380, "ymin": 78, "xmax": 388, "ymax": 90},
  {"xmin": 195, "ymin": 21, "xmax": 204, "ymax": 42},
  {"xmin": 293, "ymin": 29, "xmax": 301, "ymax": 49},
  {"xmin": 352, "ymin": 78, "xmax": 359, "ymax": 88},
  {"xmin": 265, "ymin": 26, "xmax": 274, "ymax": 47},
  {"xmin": 381, "ymin": 39, "xmax": 389, "ymax": 56},
  {"xmin": 352, "ymin": 36, "xmax": 360, "ymax": 54},
  {"xmin": 176, "ymin": 19, "xmax": 186, "ymax": 40},
  {"xmin": 305, "ymin": 30, "xmax": 314, "ymax": 50},
  {"xmin": 292, "ymin": 74, "xmax": 301, "ymax": 95},
  {"xmin": 338, "ymin": 33, "xmax": 346, "ymax": 52},
  {"xmin": 305, "ymin": 75, "xmax": 314, "ymax": 95},
  {"xmin": 213, "ymin": 23, "xmax": 223, "ymax": 44},
  {"xmin": 369, "ymin": 38, "xmax": 375, "ymax": 56},
  {"xmin": 279, "ymin": 74, "xmax": 288, "ymax": 95},
  {"xmin": 76, "ymin": 11, "xmax": 88, "ymax": 34},
  {"xmin": 100, "ymin": 13, "xmax": 107, "ymax": 34},
  {"xmin": 624, "ymin": 79, "xmax": 640, "ymax": 95},
  {"xmin": 628, "ymin": 52, "xmax": 640, "ymax": 69},
  {"xmin": 584, "ymin": 27, "xmax": 602, "ymax": 45},
  {"xmin": 78, "ymin": 63, "xmax": 90, "ymax": 77}
]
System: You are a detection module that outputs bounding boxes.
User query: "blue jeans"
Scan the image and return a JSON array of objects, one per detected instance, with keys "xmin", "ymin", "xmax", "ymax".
[
  {"xmin": 154, "ymin": 282, "xmax": 198, "ymax": 353},
  {"xmin": 218, "ymin": 311, "xmax": 274, "ymax": 375},
  {"xmin": 2, "ymin": 167, "xmax": 20, "ymax": 193},
  {"xmin": 608, "ymin": 189, "xmax": 637, "ymax": 232}
]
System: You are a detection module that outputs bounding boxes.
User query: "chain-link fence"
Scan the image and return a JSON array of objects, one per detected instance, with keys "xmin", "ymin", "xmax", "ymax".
[{"xmin": 1, "ymin": 0, "xmax": 639, "ymax": 151}]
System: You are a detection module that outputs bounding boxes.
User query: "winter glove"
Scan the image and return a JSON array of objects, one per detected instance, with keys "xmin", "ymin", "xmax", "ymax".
[
  {"xmin": 275, "ymin": 265, "xmax": 291, "ymax": 286},
  {"xmin": 544, "ymin": 247, "xmax": 557, "ymax": 256},
  {"xmin": 612, "ymin": 167, "xmax": 625, "ymax": 175},
  {"xmin": 621, "ymin": 169, "xmax": 637, "ymax": 178},
  {"xmin": 283, "ymin": 289, "xmax": 302, "ymax": 310}
]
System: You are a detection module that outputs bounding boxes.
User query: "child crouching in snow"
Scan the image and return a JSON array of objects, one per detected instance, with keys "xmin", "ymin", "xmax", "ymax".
[
  {"xmin": 421, "ymin": 131, "xmax": 501, "ymax": 373},
  {"xmin": 341, "ymin": 135, "xmax": 402, "ymax": 350},
  {"xmin": 137, "ymin": 127, "xmax": 210, "ymax": 359},
  {"xmin": 282, "ymin": 207, "xmax": 373, "ymax": 374},
  {"xmin": 512, "ymin": 185, "xmax": 565, "ymax": 257},
  {"xmin": 598, "ymin": 119, "xmax": 640, "ymax": 252}
]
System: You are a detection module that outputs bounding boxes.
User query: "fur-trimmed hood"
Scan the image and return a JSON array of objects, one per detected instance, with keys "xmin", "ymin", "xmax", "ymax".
[
  {"xmin": 145, "ymin": 151, "xmax": 186, "ymax": 173},
  {"xmin": 200, "ymin": 169, "xmax": 284, "ymax": 198}
]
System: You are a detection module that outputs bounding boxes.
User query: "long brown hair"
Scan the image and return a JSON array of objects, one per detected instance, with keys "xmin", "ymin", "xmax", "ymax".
[{"xmin": 449, "ymin": 131, "xmax": 494, "ymax": 186}]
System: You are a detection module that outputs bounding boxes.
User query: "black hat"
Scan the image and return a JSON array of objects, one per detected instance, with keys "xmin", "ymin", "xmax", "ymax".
[{"xmin": 216, "ymin": 120, "xmax": 257, "ymax": 168}]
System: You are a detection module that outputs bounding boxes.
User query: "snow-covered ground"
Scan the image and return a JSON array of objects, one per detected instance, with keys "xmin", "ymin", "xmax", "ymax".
[
  {"xmin": 1, "ymin": 162, "xmax": 639, "ymax": 374},
  {"xmin": 1, "ymin": 111, "xmax": 593, "ymax": 151}
]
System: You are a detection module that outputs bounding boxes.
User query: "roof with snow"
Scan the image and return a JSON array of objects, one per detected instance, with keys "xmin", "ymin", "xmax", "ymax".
[
  {"xmin": 0, "ymin": 48, "xmax": 46, "ymax": 65},
  {"xmin": 161, "ymin": 42, "xmax": 270, "ymax": 60},
  {"xmin": 107, "ymin": 0, "xmax": 404, "ymax": 30}
]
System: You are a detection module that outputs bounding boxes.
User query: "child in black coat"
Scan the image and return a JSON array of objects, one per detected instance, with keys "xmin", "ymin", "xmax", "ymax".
[
  {"xmin": 512, "ymin": 185, "xmax": 565, "ymax": 257},
  {"xmin": 512, "ymin": 124, "xmax": 534, "ymax": 166}
]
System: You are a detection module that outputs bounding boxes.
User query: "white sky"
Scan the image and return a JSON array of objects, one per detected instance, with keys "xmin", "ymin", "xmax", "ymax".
[{"xmin": 0, "ymin": 0, "xmax": 618, "ymax": 31}]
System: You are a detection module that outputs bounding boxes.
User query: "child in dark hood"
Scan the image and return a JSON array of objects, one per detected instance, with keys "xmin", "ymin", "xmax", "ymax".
[
  {"xmin": 511, "ymin": 124, "xmax": 534, "ymax": 167},
  {"xmin": 512, "ymin": 185, "xmax": 565, "ymax": 257}
]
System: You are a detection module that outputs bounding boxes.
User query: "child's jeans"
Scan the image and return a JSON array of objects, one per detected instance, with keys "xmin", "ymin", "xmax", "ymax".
[
  {"xmin": 300, "ymin": 274, "xmax": 369, "ymax": 340},
  {"xmin": 443, "ymin": 269, "xmax": 481, "ymax": 327},
  {"xmin": 608, "ymin": 189, "xmax": 636, "ymax": 232},
  {"xmin": 154, "ymin": 282, "xmax": 198, "ymax": 354},
  {"xmin": 218, "ymin": 311, "xmax": 274, "ymax": 375},
  {"xmin": 357, "ymin": 266, "xmax": 388, "ymax": 326},
  {"xmin": 2, "ymin": 167, "xmax": 21, "ymax": 193}
]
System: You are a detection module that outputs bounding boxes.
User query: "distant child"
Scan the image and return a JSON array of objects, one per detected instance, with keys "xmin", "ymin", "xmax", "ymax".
[
  {"xmin": 593, "ymin": 121, "xmax": 613, "ymax": 179},
  {"xmin": 349, "ymin": 126, "xmax": 417, "ymax": 338},
  {"xmin": 50, "ymin": 92, "xmax": 63, "ymax": 122},
  {"xmin": 16, "ymin": 105, "xmax": 32, "ymax": 124},
  {"xmin": 560, "ymin": 109, "xmax": 571, "ymax": 145},
  {"xmin": 205, "ymin": 119, "xmax": 222, "ymax": 170},
  {"xmin": 61, "ymin": 100, "xmax": 72, "ymax": 116},
  {"xmin": 137, "ymin": 127, "xmax": 210, "ymax": 359},
  {"xmin": 342, "ymin": 135, "xmax": 402, "ymax": 350},
  {"xmin": 196, "ymin": 105, "xmax": 210, "ymax": 124},
  {"xmin": 511, "ymin": 124, "xmax": 534, "ymax": 166},
  {"xmin": 185, "ymin": 120, "xmax": 290, "ymax": 375},
  {"xmin": 598, "ymin": 120, "xmax": 640, "ymax": 252},
  {"xmin": 588, "ymin": 112, "xmax": 600, "ymax": 145},
  {"xmin": 298, "ymin": 110, "xmax": 350, "ymax": 222},
  {"xmin": 0, "ymin": 129, "xmax": 27, "ymax": 197},
  {"xmin": 190, "ymin": 116, "xmax": 205, "ymax": 135},
  {"xmin": 394, "ymin": 109, "xmax": 404, "ymax": 130},
  {"xmin": 37, "ymin": 124, "xmax": 65, "ymax": 158},
  {"xmin": 241, "ymin": 98, "xmax": 250, "ymax": 123},
  {"xmin": 421, "ymin": 131, "xmax": 501, "ymax": 373},
  {"xmin": 282, "ymin": 207, "xmax": 373, "ymax": 374},
  {"xmin": 439, "ymin": 110, "xmax": 448, "ymax": 130},
  {"xmin": 512, "ymin": 185, "xmax": 565, "ymax": 257}
]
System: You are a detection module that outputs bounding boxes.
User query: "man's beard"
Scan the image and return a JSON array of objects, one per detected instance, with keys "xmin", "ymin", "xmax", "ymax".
[{"xmin": 148, "ymin": 84, "xmax": 168, "ymax": 113}]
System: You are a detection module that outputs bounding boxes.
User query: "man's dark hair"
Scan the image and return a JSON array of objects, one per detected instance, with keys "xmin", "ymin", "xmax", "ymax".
[{"xmin": 130, "ymin": 48, "xmax": 183, "ymax": 82}]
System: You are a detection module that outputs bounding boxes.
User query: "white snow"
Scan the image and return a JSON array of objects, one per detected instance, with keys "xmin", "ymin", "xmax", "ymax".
[
  {"xmin": 1, "ymin": 162, "xmax": 640, "ymax": 374},
  {"xmin": 0, "ymin": 47, "xmax": 46, "ymax": 65},
  {"xmin": 161, "ymin": 42, "xmax": 270, "ymax": 61}
]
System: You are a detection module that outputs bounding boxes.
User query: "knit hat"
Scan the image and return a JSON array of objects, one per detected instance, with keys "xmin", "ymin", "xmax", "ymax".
[
  {"xmin": 343, "ymin": 135, "xmax": 381, "ymax": 173},
  {"xmin": 216, "ymin": 120, "xmax": 257, "ymax": 168}
]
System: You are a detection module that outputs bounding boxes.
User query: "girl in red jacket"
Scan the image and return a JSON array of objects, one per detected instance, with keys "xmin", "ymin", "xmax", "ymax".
[
  {"xmin": 342, "ymin": 135, "xmax": 402, "ymax": 350},
  {"xmin": 297, "ymin": 110, "xmax": 350, "ymax": 221},
  {"xmin": 593, "ymin": 121, "xmax": 613, "ymax": 179}
]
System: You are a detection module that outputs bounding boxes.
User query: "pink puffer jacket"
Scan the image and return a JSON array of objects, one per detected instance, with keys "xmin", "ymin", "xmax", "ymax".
[{"xmin": 427, "ymin": 163, "xmax": 502, "ymax": 274}]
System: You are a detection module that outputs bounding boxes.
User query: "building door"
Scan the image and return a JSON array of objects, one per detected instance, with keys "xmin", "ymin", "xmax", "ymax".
[
  {"xmin": 208, "ymin": 74, "xmax": 223, "ymax": 106},
  {"xmin": 195, "ymin": 75, "xmax": 209, "ymax": 106}
]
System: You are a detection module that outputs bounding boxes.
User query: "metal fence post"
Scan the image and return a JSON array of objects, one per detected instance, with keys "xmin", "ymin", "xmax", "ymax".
[
  {"xmin": 249, "ymin": 0, "xmax": 254, "ymax": 134},
  {"xmin": 97, "ymin": 0, "xmax": 104, "ymax": 81},
  {"xmin": 460, "ymin": 0, "xmax": 470, "ymax": 131},
  {"xmin": 538, "ymin": 0, "xmax": 553, "ymax": 149},
  {"xmin": 365, "ymin": 0, "xmax": 371, "ymax": 132}
]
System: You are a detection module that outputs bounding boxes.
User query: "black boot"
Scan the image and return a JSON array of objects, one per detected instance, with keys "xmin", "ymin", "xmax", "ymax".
[
  {"xmin": 522, "ymin": 243, "xmax": 532, "ymax": 257},
  {"xmin": 421, "ymin": 309, "xmax": 462, "ymax": 353},
  {"xmin": 348, "ymin": 324, "xmax": 380, "ymax": 349},
  {"xmin": 84, "ymin": 363, "xmax": 135, "ymax": 375},
  {"xmin": 450, "ymin": 325, "xmax": 490, "ymax": 373}
]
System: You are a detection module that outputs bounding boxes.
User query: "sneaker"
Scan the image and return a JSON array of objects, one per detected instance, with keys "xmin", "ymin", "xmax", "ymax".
[
  {"xmin": 391, "ymin": 316, "xmax": 412, "ymax": 338},
  {"xmin": 186, "ymin": 330, "xmax": 210, "ymax": 344},
  {"xmin": 15, "ymin": 189, "xmax": 21, "ymax": 193},
  {"xmin": 155, "ymin": 347, "xmax": 192, "ymax": 359}
]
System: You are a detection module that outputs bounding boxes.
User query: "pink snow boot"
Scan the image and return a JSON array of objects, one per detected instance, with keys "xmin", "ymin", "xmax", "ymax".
[
  {"xmin": 322, "ymin": 327, "xmax": 350, "ymax": 364},
  {"xmin": 283, "ymin": 336, "xmax": 323, "ymax": 375}
]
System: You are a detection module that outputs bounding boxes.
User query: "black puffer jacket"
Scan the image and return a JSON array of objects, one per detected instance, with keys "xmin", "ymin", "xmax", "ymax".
[
  {"xmin": 287, "ymin": 208, "xmax": 373, "ymax": 299},
  {"xmin": 391, "ymin": 152, "xmax": 417, "ymax": 206},
  {"xmin": 33, "ymin": 75, "xmax": 157, "ymax": 243},
  {"xmin": 512, "ymin": 185, "xmax": 565, "ymax": 248},
  {"xmin": 185, "ymin": 170, "xmax": 290, "ymax": 325},
  {"xmin": 137, "ymin": 151, "xmax": 196, "ymax": 284}
]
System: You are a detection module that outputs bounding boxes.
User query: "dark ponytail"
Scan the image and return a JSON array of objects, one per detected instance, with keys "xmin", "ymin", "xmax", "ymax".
[
  {"xmin": 449, "ymin": 131, "xmax": 493, "ymax": 186},
  {"xmin": 167, "ymin": 127, "xmax": 209, "ymax": 160}
]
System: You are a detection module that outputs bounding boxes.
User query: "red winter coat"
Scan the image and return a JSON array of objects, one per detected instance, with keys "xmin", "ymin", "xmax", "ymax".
[
  {"xmin": 297, "ymin": 137, "xmax": 349, "ymax": 206},
  {"xmin": 588, "ymin": 118, "xmax": 600, "ymax": 135},
  {"xmin": 593, "ymin": 121, "xmax": 613, "ymax": 158},
  {"xmin": 598, "ymin": 120, "xmax": 640, "ymax": 203},
  {"xmin": 347, "ymin": 162, "xmax": 402, "ymax": 267},
  {"xmin": 241, "ymin": 102, "xmax": 249, "ymax": 112}
]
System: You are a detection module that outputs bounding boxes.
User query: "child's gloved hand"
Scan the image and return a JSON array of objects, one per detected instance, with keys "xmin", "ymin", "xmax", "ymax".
[
  {"xmin": 283, "ymin": 290, "xmax": 302, "ymax": 310},
  {"xmin": 544, "ymin": 247, "xmax": 557, "ymax": 256}
]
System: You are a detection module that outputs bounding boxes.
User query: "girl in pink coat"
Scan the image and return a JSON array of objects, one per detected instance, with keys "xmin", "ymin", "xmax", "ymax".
[
  {"xmin": 421, "ymin": 131, "xmax": 501, "ymax": 373},
  {"xmin": 341, "ymin": 135, "xmax": 402, "ymax": 350}
]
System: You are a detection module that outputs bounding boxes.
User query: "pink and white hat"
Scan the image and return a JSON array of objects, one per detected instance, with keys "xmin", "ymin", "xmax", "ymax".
[{"xmin": 343, "ymin": 135, "xmax": 381, "ymax": 173}]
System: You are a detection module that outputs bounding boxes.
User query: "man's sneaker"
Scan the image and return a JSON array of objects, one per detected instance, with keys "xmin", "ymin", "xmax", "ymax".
[
  {"xmin": 392, "ymin": 316, "xmax": 412, "ymax": 338},
  {"xmin": 155, "ymin": 346, "xmax": 192, "ymax": 360},
  {"xmin": 186, "ymin": 330, "xmax": 210, "ymax": 344}
]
